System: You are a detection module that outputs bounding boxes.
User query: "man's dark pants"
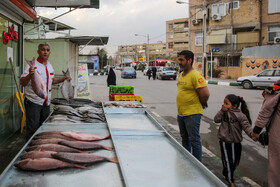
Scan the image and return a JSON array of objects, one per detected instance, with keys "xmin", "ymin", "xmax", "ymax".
[{"xmin": 25, "ymin": 99, "xmax": 50, "ymax": 140}]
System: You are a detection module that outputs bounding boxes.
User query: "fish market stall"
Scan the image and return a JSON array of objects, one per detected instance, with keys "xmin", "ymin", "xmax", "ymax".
[{"xmin": 0, "ymin": 100, "xmax": 225, "ymax": 187}]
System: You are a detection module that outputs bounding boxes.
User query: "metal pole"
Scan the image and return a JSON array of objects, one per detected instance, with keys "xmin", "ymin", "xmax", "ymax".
[
  {"xmin": 147, "ymin": 34, "xmax": 150, "ymax": 67},
  {"xmin": 202, "ymin": 0, "xmax": 207, "ymax": 78},
  {"xmin": 211, "ymin": 51, "xmax": 213, "ymax": 80},
  {"xmin": 188, "ymin": 8, "xmax": 191, "ymax": 50}
]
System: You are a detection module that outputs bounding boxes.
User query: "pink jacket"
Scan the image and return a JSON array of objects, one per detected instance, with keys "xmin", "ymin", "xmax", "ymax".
[{"xmin": 214, "ymin": 109, "xmax": 252, "ymax": 143}]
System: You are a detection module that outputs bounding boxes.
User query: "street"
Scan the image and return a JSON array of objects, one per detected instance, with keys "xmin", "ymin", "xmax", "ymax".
[{"xmin": 90, "ymin": 69, "xmax": 268, "ymax": 187}]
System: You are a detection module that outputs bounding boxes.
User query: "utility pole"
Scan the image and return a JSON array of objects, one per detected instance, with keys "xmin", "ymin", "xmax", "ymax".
[
  {"xmin": 147, "ymin": 34, "xmax": 150, "ymax": 67},
  {"xmin": 202, "ymin": 0, "xmax": 207, "ymax": 78}
]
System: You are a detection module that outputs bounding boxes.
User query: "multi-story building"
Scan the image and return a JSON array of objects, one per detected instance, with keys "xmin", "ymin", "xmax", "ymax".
[
  {"xmin": 166, "ymin": 18, "xmax": 189, "ymax": 58},
  {"xmin": 189, "ymin": 0, "xmax": 280, "ymax": 79},
  {"xmin": 117, "ymin": 41, "xmax": 167, "ymax": 64}
]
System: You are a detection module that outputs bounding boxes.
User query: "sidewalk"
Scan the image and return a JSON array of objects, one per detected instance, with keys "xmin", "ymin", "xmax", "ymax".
[{"xmin": 206, "ymin": 78, "xmax": 240, "ymax": 86}]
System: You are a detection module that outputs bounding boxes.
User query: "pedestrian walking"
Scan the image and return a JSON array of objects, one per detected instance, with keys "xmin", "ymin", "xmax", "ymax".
[
  {"xmin": 21, "ymin": 43, "xmax": 71, "ymax": 140},
  {"xmin": 263, "ymin": 60, "xmax": 268, "ymax": 70},
  {"xmin": 251, "ymin": 80, "xmax": 280, "ymax": 187},
  {"xmin": 152, "ymin": 66, "xmax": 157, "ymax": 80},
  {"xmin": 176, "ymin": 50, "xmax": 210, "ymax": 161},
  {"xmin": 107, "ymin": 67, "xmax": 116, "ymax": 87},
  {"xmin": 214, "ymin": 94, "xmax": 255, "ymax": 187},
  {"xmin": 147, "ymin": 68, "xmax": 152, "ymax": 80}
]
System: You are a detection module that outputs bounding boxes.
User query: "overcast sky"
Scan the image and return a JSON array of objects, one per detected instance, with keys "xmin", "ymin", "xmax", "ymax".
[{"xmin": 36, "ymin": 0, "xmax": 189, "ymax": 57}]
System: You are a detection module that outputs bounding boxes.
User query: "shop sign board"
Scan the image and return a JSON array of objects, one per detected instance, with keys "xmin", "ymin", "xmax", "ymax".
[{"xmin": 3, "ymin": 25, "xmax": 17, "ymax": 44}]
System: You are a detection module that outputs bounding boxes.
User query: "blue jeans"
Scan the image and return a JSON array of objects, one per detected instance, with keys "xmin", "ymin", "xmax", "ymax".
[{"xmin": 177, "ymin": 114, "xmax": 202, "ymax": 161}]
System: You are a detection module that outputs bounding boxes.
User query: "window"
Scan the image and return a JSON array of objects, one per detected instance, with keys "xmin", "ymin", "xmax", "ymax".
[
  {"xmin": 268, "ymin": 0, "xmax": 280, "ymax": 14},
  {"xmin": 268, "ymin": 26, "xmax": 280, "ymax": 42},
  {"xmin": 212, "ymin": 4, "xmax": 226, "ymax": 17},
  {"xmin": 168, "ymin": 42, "xmax": 173, "ymax": 49},
  {"xmin": 195, "ymin": 56, "xmax": 202, "ymax": 63},
  {"xmin": 218, "ymin": 56, "xmax": 240, "ymax": 67},
  {"xmin": 195, "ymin": 32, "xmax": 203, "ymax": 46},
  {"xmin": 259, "ymin": 70, "xmax": 274, "ymax": 76},
  {"xmin": 168, "ymin": 33, "xmax": 173, "ymax": 39},
  {"xmin": 228, "ymin": 1, "xmax": 239, "ymax": 10},
  {"xmin": 168, "ymin": 23, "xmax": 173, "ymax": 30}
]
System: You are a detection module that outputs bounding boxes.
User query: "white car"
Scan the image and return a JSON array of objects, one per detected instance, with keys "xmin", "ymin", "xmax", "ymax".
[
  {"xmin": 156, "ymin": 67, "xmax": 177, "ymax": 80},
  {"xmin": 237, "ymin": 69, "xmax": 280, "ymax": 89}
]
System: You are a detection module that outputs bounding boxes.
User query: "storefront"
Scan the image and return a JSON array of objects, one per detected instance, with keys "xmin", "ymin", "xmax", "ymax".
[{"xmin": 0, "ymin": 1, "xmax": 36, "ymax": 143}]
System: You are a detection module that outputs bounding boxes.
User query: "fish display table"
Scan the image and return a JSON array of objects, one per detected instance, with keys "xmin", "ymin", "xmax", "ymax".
[{"xmin": 0, "ymin": 123, "xmax": 125, "ymax": 187}]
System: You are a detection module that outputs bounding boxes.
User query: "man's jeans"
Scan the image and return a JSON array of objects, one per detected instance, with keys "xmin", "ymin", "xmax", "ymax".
[{"xmin": 177, "ymin": 114, "xmax": 202, "ymax": 161}]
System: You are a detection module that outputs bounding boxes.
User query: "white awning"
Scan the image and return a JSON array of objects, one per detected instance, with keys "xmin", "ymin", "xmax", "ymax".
[{"xmin": 25, "ymin": 0, "xmax": 99, "ymax": 8}]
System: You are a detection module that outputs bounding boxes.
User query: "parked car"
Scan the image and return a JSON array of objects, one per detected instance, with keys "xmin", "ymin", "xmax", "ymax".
[
  {"xmin": 156, "ymin": 67, "xmax": 177, "ymax": 80},
  {"xmin": 121, "ymin": 67, "xmax": 136, "ymax": 78},
  {"xmin": 237, "ymin": 69, "xmax": 280, "ymax": 89}
]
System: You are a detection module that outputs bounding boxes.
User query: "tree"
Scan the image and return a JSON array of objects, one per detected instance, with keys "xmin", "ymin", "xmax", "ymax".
[{"xmin": 96, "ymin": 47, "xmax": 107, "ymax": 70}]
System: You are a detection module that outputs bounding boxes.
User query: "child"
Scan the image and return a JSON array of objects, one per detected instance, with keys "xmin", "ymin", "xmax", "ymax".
[{"xmin": 214, "ymin": 94, "xmax": 254, "ymax": 187}]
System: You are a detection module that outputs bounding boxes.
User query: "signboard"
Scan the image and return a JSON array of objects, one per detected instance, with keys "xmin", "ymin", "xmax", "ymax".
[
  {"xmin": 139, "ymin": 58, "xmax": 144, "ymax": 62},
  {"xmin": 3, "ymin": 24, "xmax": 18, "ymax": 45},
  {"xmin": 211, "ymin": 48, "xmax": 220, "ymax": 53},
  {"xmin": 91, "ymin": 56, "xmax": 99, "ymax": 70},
  {"xmin": 76, "ymin": 64, "xmax": 91, "ymax": 99}
]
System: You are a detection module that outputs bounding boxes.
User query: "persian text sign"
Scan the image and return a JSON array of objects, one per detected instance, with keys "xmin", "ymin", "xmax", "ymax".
[{"xmin": 3, "ymin": 25, "xmax": 18, "ymax": 44}]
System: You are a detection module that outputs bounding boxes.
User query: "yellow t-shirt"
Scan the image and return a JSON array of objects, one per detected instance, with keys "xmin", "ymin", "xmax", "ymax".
[{"xmin": 176, "ymin": 70, "xmax": 207, "ymax": 116}]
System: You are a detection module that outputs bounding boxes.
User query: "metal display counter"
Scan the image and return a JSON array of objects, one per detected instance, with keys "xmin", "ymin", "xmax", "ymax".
[{"xmin": 104, "ymin": 102, "xmax": 226, "ymax": 187}]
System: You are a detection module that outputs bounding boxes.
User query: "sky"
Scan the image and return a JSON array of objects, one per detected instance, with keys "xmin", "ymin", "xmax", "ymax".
[{"xmin": 36, "ymin": 0, "xmax": 189, "ymax": 57}]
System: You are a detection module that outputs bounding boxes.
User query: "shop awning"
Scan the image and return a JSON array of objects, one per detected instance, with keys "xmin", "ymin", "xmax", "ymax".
[
  {"xmin": 25, "ymin": 0, "xmax": 99, "ymax": 9},
  {"xmin": 2, "ymin": 0, "xmax": 37, "ymax": 21},
  {"xmin": 57, "ymin": 36, "xmax": 109, "ymax": 46},
  {"xmin": 38, "ymin": 16, "xmax": 75, "ymax": 31}
]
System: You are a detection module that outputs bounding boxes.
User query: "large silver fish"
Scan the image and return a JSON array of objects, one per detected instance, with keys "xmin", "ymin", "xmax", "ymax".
[
  {"xmin": 60, "ymin": 69, "xmax": 74, "ymax": 102},
  {"xmin": 26, "ymin": 58, "xmax": 47, "ymax": 99}
]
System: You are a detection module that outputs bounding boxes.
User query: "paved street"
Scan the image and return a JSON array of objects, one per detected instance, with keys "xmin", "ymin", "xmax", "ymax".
[{"xmin": 90, "ymin": 69, "xmax": 268, "ymax": 187}]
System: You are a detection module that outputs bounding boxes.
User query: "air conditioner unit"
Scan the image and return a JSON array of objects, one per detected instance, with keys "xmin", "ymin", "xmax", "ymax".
[
  {"xmin": 212, "ymin": 14, "xmax": 221, "ymax": 21},
  {"xmin": 274, "ymin": 37, "xmax": 280, "ymax": 44},
  {"xmin": 192, "ymin": 19, "xmax": 199, "ymax": 25}
]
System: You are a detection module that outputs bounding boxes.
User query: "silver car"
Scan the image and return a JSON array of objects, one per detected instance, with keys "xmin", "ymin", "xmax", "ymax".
[
  {"xmin": 156, "ymin": 67, "xmax": 177, "ymax": 80},
  {"xmin": 237, "ymin": 69, "xmax": 280, "ymax": 89}
]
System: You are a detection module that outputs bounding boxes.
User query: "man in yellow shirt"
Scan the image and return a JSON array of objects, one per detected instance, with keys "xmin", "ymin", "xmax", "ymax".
[{"xmin": 176, "ymin": 50, "xmax": 210, "ymax": 161}]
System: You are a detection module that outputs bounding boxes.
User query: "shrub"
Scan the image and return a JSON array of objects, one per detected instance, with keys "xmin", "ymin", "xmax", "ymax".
[{"xmin": 208, "ymin": 68, "xmax": 223, "ymax": 78}]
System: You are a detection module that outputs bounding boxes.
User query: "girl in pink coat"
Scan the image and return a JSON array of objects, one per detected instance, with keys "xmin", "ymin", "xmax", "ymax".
[{"xmin": 214, "ymin": 94, "xmax": 254, "ymax": 187}]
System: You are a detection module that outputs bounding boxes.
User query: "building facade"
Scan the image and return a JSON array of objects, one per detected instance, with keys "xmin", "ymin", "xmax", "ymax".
[
  {"xmin": 117, "ymin": 41, "xmax": 167, "ymax": 64},
  {"xmin": 166, "ymin": 18, "xmax": 189, "ymax": 58},
  {"xmin": 189, "ymin": 0, "xmax": 280, "ymax": 79}
]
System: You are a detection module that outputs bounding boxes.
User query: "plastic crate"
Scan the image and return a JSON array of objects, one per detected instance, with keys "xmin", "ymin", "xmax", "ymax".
[
  {"xmin": 109, "ymin": 93, "xmax": 134, "ymax": 101},
  {"xmin": 114, "ymin": 95, "xmax": 143, "ymax": 103},
  {"xmin": 109, "ymin": 85, "xmax": 134, "ymax": 94}
]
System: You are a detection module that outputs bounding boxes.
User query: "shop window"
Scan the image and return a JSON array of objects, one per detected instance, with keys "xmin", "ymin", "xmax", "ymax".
[
  {"xmin": 268, "ymin": 26, "xmax": 280, "ymax": 42},
  {"xmin": 195, "ymin": 32, "xmax": 203, "ymax": 46},
  {"xmin": 0, "ymin": 15, "xmax": 21, "ymax": 143}
]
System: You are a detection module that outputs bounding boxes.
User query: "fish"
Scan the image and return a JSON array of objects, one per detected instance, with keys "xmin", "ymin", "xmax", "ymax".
[
  {"xmin": 52, "ymin": 152, "xmax": 118, "ymax": 165},
  {"xmin": 26, "ymin": 144, "xmax": 84, "ymax": 153},
  {"xmin": 53, "ymin": 105, "xmax": 83, "ymax": 117},
  {"xmin": 25, "ymin": 58, "xmax": 47, "ymax": 99},
  {"xmin": 20, "ymin": 151, "xmax": 56, "ymax": 159},
  {"xmin": 30, "ymin": 138, "xmax": 69, "ymax": 146},
  {"xmin": 60, "ymin": 69, "xmax": 74, "ymax": 102},
  {"xmin": 58, "ymin": 140, "xmax": 113, "ymax": 151},
  {"xmin": 14, "ymin": 158, "xmax": 86, "ymax": 171},
  {"xmin": 34, "ymin": 134, "xmax": 76, "ymax": 141},
  {"xmin": 61, "ymin": 132, "xmax": 110, "ymax": 141},
  {"xmin": 36, "ymin": 131, "xmax": 63, "ymax": 136}
]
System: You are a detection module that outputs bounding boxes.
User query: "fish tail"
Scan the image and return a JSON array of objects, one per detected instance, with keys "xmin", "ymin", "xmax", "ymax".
[
  {"xmin": 73, "ymin": 164, "xmax": 87, "ymax": 169},
  {"xmin": 103, "ymin": 134, "xmax": 111, "ymax": 139},
  {"xmin": 108, "ymin": 156, "xmax": 119, "ymax": 164},
  {"xmin": 103, "ymin": 146, "xmax": 114, "ymax": 151}
]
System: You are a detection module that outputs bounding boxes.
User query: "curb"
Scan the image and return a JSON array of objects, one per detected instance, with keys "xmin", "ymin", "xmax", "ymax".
[{"xmin": 206, "ymin": 80, "xmax": 240, "ymax": 86}]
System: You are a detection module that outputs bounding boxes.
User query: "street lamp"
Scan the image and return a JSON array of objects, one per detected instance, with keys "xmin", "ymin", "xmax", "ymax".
[
  {"xmin": 135, "ymin": 34, "xmax": 150, "ymax": 66},
  {"xmin": 176, "ymin": 0, "xmax": 207, "ymax": 78}
]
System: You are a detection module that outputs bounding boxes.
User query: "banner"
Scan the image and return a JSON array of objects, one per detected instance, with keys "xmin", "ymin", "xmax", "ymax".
[{"xmin": 76, "ymin": 64, "xmax": 92, "ymax": 99}]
